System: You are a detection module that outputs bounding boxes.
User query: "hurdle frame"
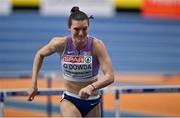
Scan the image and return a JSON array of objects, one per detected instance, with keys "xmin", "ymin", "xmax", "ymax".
[{"xmin": 0, "ymin": 85, "xmax": 180, "ymax": 118}]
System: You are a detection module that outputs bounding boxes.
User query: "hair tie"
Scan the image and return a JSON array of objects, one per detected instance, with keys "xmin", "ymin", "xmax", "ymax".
[{"xmin": 89, "ymin": 15, "xmax": 94, "ymax": 19}]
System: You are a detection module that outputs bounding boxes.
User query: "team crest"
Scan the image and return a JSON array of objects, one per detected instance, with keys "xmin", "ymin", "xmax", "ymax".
[{"xmin": 84, "ymin": 56, "xmax": 92, "ymax": 63}]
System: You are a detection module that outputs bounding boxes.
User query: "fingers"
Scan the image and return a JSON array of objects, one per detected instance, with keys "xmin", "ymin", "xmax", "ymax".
[
  {"xmin": 78, "ymin": 85, "xmax": 93, "ymax": 99},
  {"xmin": 79, "ymin": 91, "xmax": 89, "ymax": 99},
  {"xmin": 27, "ymin": 95, "xmax": 35, "ymax": 101},
  {"xmin": 27, "ymin": 89, "xmax": 38, "ymax": 101},
  {"xmin": 27, "ymin": 91, "xmax": 37, "ymax": 101}
]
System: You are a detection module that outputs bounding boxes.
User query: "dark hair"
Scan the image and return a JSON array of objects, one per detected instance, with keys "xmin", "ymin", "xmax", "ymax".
[{"xmin": 68, "ymin": 6, "xmax": 90, "ymax": 28}]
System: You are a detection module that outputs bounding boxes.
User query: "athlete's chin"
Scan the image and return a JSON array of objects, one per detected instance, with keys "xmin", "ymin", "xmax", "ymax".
[{"xmin": 77, "ymin": 38, "xmax": 85, "ymax": 43}]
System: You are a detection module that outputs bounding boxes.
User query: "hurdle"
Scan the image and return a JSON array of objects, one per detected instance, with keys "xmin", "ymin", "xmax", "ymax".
[
  {"xmin": 108, "ymin": 85, "xmax": 180, "ymax": 117},
  {"xmin": 0, "ymin": 85, "xmax": 180, "ymax": 117},
  {"xmin": 0, "ymin": 88, "xmax": 63, "ymax": 118}
]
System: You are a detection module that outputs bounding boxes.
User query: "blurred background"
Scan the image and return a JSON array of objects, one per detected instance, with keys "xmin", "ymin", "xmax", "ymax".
[{"xmin": 0, "ymin": 0, "xmax": 180, "ymax": 117}]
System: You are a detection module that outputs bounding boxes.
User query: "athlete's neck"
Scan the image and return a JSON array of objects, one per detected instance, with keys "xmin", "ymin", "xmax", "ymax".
[{"xmin": 72, "ymin": 37, "xmax": 87, "ymax": 50}]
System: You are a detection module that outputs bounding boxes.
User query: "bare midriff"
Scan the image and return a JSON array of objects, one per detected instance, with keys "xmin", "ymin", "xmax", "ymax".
[{"xmin": 63, "ymin": 79, "xmax": 99, "ymax": 96}]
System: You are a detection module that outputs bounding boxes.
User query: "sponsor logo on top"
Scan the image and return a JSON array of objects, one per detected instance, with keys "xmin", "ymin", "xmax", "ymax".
[{"xmin": 64, "ymin": 55, "xmax": 92, "ymax": 63}]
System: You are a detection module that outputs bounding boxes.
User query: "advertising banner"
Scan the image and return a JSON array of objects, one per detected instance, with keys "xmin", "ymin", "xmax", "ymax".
[
  {"xmin": 142, "ymin": 0, "xmax": 180, "ymax": 19},
  {"xmin": 40, "ymin": 0, "xmax": 115, "ymax": 17},
  {"xmin": 0, "ymin": 0, "xmax": 11, "ymax": 15}
]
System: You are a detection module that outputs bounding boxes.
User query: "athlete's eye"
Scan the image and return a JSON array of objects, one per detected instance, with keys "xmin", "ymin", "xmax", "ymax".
[
  {"xmin": 82, "ymin": 27, "xmax": 87, "ymax": 31},
  {"xmin": 74, "ymin": 28, "xmax": 80, "ymax": 32}
]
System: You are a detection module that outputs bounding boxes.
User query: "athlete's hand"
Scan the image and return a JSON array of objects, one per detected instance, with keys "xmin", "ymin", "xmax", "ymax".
[
  {"xmin": 27, "ymin": 87, "xmax": 38, "ymax": 101},
  {"xmin": 78, "ymin": 85, "xmax": 94, "ymax": 99}
]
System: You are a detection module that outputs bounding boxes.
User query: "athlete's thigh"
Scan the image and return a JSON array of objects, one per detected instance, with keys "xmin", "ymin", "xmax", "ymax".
[
  {"xmin": 86, "ymin": 103, "xmax": 101, "ymax": 117},
  {"xmin": 60, "ymin": 99, "xmax": 81, "ymax": 117}
]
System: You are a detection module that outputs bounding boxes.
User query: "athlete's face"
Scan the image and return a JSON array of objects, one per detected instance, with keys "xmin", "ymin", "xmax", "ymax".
[{"xmin": 69, "ymin": 19, "xmax": 89, "ymax": 47}]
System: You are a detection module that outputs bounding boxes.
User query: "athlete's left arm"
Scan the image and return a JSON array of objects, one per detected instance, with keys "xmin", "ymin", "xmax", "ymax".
[
  {"xmin": 78, "ymin": 38, "xmax": 114, "ymax": 99},
  {"xmin": 91, "ymin": 38, "xmax": 114, "ymax": 90}
]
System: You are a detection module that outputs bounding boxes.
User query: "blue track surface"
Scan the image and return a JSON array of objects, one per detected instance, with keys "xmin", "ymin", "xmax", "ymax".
[{"xmin": 0, "ymin": 11, "xmax": 180, "ymax": 75}]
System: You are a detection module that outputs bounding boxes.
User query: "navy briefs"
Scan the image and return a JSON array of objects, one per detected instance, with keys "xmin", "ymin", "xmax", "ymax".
[{"xmin": 61, "ymin": 91, "xmax": 101, "ymax": 117}]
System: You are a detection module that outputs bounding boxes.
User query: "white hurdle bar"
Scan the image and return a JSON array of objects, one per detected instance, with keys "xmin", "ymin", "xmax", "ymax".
[
  {"xmin": 0, "ymin": 88, "xmax": 63, "ymax": 118},
  {"xmin": 108, "ymin": 85, "xmax": 180, "ymax": 117},
  {"xmin": 0, "ymin": 85, "xmax": 180, "ymax": 117}
]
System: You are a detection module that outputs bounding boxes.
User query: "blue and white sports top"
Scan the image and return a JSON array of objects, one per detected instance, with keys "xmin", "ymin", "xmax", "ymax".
[{"xmin": 61, "ymin": 36, "xmax": 100, "ymax": 82}]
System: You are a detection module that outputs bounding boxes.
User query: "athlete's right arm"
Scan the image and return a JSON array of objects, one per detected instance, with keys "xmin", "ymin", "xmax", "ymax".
[{"xmin": 28, "ymin": 37, "xmax": 65, "ymax": 101}]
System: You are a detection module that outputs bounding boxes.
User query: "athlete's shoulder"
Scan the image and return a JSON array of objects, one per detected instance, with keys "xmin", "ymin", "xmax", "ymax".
[
  {"xmin": 48, "ymin": 36, "xmax": 67, "ymax": 53},
  {"xmin": 92, "ymin": 37, "xmax": 107, "ymax": 56},
  {"xmin": 92, "ymin": 37, "xmax": 105, "ymax": 48},
  {"xmin": 49, "ymin": 36, "xmax": 67, "ymax": 46}
]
